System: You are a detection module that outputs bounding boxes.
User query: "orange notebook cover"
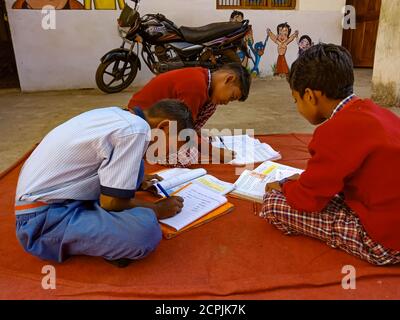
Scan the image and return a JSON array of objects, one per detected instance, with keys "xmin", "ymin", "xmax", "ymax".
[
  {"xmin": 151, "ymin": 169, "xmax": 235, "ymax": 239},
  {"xmin": 160, "ymin": 202, "xmax": 234, "ymax": 239}
]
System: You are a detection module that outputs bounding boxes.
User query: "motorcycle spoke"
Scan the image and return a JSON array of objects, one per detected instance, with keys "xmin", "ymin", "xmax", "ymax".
[
  {"xmin": 104, "ymin": 71, "xmax": 115, "ymax": 77},
  {"xmin": 107, "ymin": 78, "xmax": 117, "ymax": 86}
]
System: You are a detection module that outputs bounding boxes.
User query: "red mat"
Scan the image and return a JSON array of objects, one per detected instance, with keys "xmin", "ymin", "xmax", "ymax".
[{"xmin": 1, "ymin": 134, "xmax": 399, "ymax": 300}]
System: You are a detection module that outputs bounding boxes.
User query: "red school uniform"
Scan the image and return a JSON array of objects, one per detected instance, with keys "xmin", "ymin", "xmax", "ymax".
[
  {"xmin": 128, "ymin": 67, "xmax": 216, "ymax": 132},
  {"xmin": 282, "ymin": 98, "xmax": 400, "ymax": 251}
]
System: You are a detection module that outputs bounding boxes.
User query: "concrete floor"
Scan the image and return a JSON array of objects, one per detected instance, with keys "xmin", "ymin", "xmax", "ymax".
[{"xmin": 0, "ymin": 68, "xmax": 399, "ymax": 173}]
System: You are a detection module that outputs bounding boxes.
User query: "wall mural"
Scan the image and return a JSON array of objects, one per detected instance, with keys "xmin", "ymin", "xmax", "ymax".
[
  {"xmin": 229, "ymin": 11, "xmax": 314, "ymax": 78},
  {"xmin": 12, "ymin": 0, "xmax": 125, "ymax": 9}
]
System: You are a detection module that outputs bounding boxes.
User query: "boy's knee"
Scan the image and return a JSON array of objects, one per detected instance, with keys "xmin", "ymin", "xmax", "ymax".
[
  {"xmin": 262, "ymin": 191, "xmax": 284, "ymax": 216},
  {"xmin": 124, "ymin": 208, "xmax": 162, "ymax": 259}
]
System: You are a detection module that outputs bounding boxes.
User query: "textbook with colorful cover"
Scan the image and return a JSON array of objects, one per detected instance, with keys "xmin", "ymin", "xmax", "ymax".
[
  {"xmin": 154, "ymin": 167, "xmax": 235, "ymax": 196},
  {"xmin": 231, "ymin": 161, "xmax": 304, "ymax": 203},
  {"xmin": 159, "ymin": 183, "xmax": 234, "ymax": 239}
]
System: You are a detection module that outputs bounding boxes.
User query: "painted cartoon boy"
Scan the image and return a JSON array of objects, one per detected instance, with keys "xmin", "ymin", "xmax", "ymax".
[
  {"xmin": 267, "ymin": 23, "xmax": 299, "ymax": 77},
  {"xmin": 229, "ymin": 10, "xmax": 253, "ymax": 68}
]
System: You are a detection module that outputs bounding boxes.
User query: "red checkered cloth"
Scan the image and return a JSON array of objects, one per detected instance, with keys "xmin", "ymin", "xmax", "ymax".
[
  {"xmin": 164, "ymin": 147, "xmax": 199, "ymax": 168},
  {"xmin": 260, "ymin": 191, "xmax": 400, "ymax": 266},
  {"xmin": 161, "ymin": 102, "xmax": 217, "ymax": 168}
]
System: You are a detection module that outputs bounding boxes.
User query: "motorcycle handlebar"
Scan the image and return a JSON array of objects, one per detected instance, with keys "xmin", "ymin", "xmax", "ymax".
[{"xmin": 242, "ymin": 19, "xmax": 250, "ymax": 28}]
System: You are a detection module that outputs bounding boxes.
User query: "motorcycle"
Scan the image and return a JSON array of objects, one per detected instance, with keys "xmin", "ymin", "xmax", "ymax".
[{"xmin": 95, "ymin": 0, "xmax": 251, "ymax": 93}]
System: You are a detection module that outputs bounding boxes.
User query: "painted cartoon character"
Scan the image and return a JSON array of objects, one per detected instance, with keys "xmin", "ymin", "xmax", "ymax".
[
  {"xmin": 12, "ymin": 0, "xmax": 125, "ymax": 9},
  {"xmin": 248, "ymin": 36, "xmax": 269, "ymax": 76},
  {"xmin": 267, "ymin": 22, "xmax": 299, "ymax": 77},
  {"xmin": 230, "ymin": 10, "xmax": 244, "ymax": 23},
  {"xmin": 12, "ymin": 0, "xmax": 84, "ymax": 9},
  {"xmin": 84, "ymin": 0, "xmax": 125, "ymax": 10},
  {"xmin": 229, "ymin": 10, "xmax": 254, "ymax": 68},
  {"xmin": 297, "ymin": 35, "xmax": 313, "ymax": 56}
]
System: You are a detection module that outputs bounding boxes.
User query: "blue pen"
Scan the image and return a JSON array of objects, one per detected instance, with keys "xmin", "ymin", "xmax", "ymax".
[{"xmin": 157, "ymin": 183, "xmax": 170, "ymax": 198}]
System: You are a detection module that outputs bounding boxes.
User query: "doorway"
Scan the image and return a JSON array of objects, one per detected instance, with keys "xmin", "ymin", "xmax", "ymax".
[
  {"xmin": 342, "ymin": 0, "xmax": 382, "ymax": 68},
  {"xmin": 0, "ymin": 0, "xmax": 19, "ymax": 89}
]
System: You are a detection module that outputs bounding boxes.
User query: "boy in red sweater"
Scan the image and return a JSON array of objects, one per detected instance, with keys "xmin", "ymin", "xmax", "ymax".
[
  {"xmin": 261, "ymin": 43, "xmax": 400, "ymax": 265},
  {"xmin": 128, "ymin": 63, "xmax": 251, "ymax": 166}
]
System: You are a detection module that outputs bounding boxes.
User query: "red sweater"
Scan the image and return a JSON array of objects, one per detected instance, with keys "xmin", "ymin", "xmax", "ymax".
[
  {"xmin": 128, "ymin": 67, "xmax": 210, "ymax": 120},
  {"xmin": 283, "ymin": 98, "xmax": 400, "ymax": 251}
]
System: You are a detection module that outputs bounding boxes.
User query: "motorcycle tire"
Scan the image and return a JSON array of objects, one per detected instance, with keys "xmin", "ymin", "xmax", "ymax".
[{"xmin": 96, "ymin": 55, "xmax": 139, "ymax": 94}]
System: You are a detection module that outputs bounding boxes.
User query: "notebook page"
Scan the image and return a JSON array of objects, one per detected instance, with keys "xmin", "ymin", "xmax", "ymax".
[
  {"xmin": 211, "ymin": 135, "xmax": 281, "ymax": 165},
  {"xmin": 231, "ymin": 143, "xmax": 281, "ymax": 165},
  {"xmin": 157, "ymin": 168, "xmax": 207, "ymax": 191},
  {"xmin": 157, "ymin": 168, "xmax": 192, "ymax": 180},
  {"xmin": 159, "ymin": 184, "xmax": 227, "ymax": 231},
  {"xmin": 254, "ymin": 161, "xmax": 304, "ymax": 178},
  {"xmin": 192, "ymin": 174, "xmax": 235, "ymax": 195},
  {"xmin": 233, "ymin": 170, "xmax": 271, "ymax": 200}
]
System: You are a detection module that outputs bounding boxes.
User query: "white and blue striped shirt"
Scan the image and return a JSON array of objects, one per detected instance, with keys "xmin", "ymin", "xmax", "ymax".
[{"xmin": 16, "ymin": 107, "xmax": 150, "ymax": 205}]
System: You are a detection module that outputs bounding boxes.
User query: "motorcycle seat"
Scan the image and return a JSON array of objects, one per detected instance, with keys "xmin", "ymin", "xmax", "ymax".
[{"xmin": 179, "ymin": 22, "xmax": 243, "ymax": 44}]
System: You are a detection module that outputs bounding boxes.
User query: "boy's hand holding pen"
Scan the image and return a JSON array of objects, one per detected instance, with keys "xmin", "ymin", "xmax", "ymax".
[{"xmin": 155, "ymin": 183, "xmax": 184, "ymax": 219}]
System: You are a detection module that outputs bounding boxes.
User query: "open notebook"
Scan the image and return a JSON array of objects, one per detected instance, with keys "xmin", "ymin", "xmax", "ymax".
[
  {"xmin": 159, "ymin": 183, "xmax": 234, "ymax": 239},
  {"xmin": 211, "ymin": 135, "xmax": 281, "ymax": 165},
  {"xmin": 154, "ymin": 168, "xmax": 235, "ymax": 196},
  {"xmin": 231, "ymin": 161, "xmax": 304, "ymax": 203}
]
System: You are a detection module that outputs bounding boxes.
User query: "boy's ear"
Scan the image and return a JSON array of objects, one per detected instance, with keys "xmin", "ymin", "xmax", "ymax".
[
  {"xmin": 304, "ymin": 88, "xmax": 319, "ymax": 106},
  {"xmin": 225, "ymin": 74, "xmax": 236, "ymax": 84}
]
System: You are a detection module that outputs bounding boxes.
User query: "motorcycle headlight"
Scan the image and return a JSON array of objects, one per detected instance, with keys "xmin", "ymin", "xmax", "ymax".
[{"xmin": 118, "ymin": 26, "xmax": 130, "ymax": 38}]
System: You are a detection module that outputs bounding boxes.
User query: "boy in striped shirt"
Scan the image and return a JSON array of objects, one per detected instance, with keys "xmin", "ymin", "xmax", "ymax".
[{"xmin": 15, "ymin": 100, "xmax": 193, "ymax": 267}]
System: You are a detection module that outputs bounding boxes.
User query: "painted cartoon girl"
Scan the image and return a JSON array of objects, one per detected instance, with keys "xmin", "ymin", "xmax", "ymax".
[
  {"xmin": 267, "ymin": 22, "xmax": 298, "ymax": 77},
  {"xmin": 297, "ymin": 35, "xmax": 314, "ymax": 56}
]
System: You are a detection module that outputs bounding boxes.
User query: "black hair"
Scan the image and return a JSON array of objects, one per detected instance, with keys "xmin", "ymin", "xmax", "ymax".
[
  {"xmin": 218, "ymin": 63, "xmax": 251, "ymax": 102},
  {"xmin": 230, "ymin": 10, "xmax": 244, "ymax": 20},
  {"xmin": 148, "ymin": 99, "xmax": 194, "ymax": 132},
  {"xmin": 288, "ymin": 43, "xmax": 354, "ymax": 100},
  {"xmin": 277, "ymin": 22, "xmax": 291, "ymax": 37}
]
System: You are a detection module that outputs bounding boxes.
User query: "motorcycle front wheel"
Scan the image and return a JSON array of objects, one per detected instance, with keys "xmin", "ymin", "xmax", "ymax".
[{"xmin": 95, "ymin": 56, "xmax": 139, "ymax": 93}]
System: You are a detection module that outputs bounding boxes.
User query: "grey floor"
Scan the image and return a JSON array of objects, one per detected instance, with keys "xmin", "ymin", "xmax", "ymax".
[{"xmin": 0, "ymin": 68, "xmax": 399, "ymax": 173}]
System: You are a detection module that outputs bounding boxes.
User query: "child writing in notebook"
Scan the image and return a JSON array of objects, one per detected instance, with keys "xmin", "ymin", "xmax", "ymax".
[
  {"xmin": 127, "ymin": 63, "xmax": 251, "ymax": 167},
  {"xmin": 15, "ymin": 100, "xmax": 193, "ymax": 268},
  {"xmin": 261, "ymin": 43, "xmax": 400, "ymax": 265}
]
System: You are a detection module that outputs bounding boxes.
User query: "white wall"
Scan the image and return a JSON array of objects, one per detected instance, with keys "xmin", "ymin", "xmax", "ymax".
[
  {"xmin": 299, "ymin": 0, "xmax": 345, "ymax": 11},
  {"xmin": 372, "ymin": 0, "xmax": 400, "ymax": 107},
  {"xmin": 6, "ymin": 0, "xmax": 346, "ymax": 91}
]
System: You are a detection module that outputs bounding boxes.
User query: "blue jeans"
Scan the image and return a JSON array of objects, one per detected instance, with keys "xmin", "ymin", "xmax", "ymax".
[{"xmin": 16, "ymin": 160, "xmax": 162, "ymax": 262}]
